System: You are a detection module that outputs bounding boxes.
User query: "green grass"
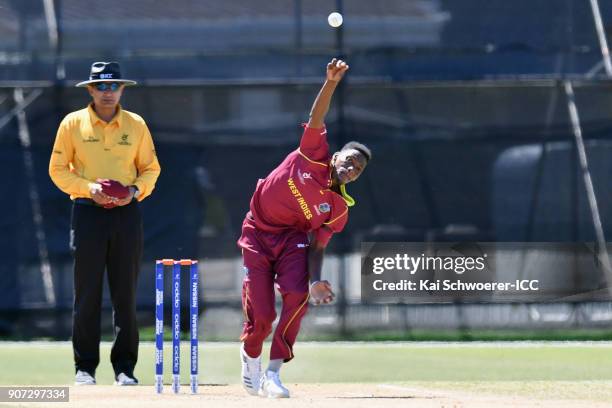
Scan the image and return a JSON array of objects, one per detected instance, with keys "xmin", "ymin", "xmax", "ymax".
[
  {"xmin": 136, "ymin": 326, "xmax": 612, "ymax": 342},
  {"xmin": 0, "ymin": 342, "xmax": 611, "ymax": 386},
  {"xmin": 336, "ymin": 329, "xmax": 612, "ymax": 342}
]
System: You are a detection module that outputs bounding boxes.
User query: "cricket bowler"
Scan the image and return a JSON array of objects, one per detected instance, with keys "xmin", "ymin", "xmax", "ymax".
[{"xmin": 238, "ymin": 58, "xmax": 371, "ymax": 398}]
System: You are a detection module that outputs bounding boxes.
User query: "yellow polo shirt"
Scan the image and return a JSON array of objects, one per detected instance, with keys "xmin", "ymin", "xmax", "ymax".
[{"xmin": 49, "ymin": 104, "xmax": 161, "ymax": 201}]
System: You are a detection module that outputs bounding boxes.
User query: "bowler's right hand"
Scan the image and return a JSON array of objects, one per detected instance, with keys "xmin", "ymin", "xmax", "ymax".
[{"xmin": 326, "ymin": 58, "xmax": 349, "ymax": 83}]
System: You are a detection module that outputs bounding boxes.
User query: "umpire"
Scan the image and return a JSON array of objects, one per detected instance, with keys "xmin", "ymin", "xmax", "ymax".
[{"xmin": 49, "ymin": 62, "xmax": 161, "ymax": 385}]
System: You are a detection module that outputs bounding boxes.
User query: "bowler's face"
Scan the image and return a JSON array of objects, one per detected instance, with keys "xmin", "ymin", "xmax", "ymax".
[
  {"xmin": 87, "ymin": 82, "xmax": 124, "ymax": 109},
  {"xmin": 332, "ymin": 149, "xmax": 368, "ymax": 185}
]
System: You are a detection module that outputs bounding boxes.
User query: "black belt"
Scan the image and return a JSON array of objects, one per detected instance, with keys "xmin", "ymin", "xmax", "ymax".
[
  {"xmin": 74, "ymin": 198, "xmax": 135, "ymax": 207},
  {"xmin": 74, "ymin": 198, "xmax": 104, "ymax": 207}
]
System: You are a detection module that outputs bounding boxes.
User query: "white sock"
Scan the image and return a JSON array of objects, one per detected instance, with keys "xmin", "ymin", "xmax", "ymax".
[{"xmin": 267, "ymin": 359, "xmax": 283, "ymax": 373}]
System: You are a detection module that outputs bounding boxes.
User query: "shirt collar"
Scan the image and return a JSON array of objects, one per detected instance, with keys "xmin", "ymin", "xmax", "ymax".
[{"xmin": 87, "ymin": 103, "xmax": 123, "ymax": 127}]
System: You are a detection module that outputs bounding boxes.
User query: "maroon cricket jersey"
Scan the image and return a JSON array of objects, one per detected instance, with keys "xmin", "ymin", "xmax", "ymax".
[{"xmin": 246, "ymin": 125, "xmax": 349, "ymax": 247}]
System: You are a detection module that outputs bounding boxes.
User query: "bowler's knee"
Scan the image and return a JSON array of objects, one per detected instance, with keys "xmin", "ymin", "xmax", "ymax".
[{"xmin": 254, "ymin": 309, "xmax": 276, "ymax": 335}]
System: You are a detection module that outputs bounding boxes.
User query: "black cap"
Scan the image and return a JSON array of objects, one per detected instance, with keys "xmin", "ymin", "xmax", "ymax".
[{"xmin": 76, "ymin": 61, "xmax": 137, "ymax": 87}]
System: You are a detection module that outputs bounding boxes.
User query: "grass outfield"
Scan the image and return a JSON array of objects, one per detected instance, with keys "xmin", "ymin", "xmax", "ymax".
[
  {"xmin": 0, "ymin": 342, "xmax": 611, "ymax": 388},
  {"xmin": 137, "ymin": 327, "xmax": 612, "ymax": 342}
]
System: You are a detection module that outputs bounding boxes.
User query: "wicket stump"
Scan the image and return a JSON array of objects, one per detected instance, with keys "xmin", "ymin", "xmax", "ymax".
[{"xmin": 155, "ymin": 259, "xmax": 199, "ymax": 394}]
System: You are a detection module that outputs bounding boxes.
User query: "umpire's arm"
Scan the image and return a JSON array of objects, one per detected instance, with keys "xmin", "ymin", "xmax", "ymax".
[
  {"xmin": 49, "ymin": 118, "xmax": 94, "ymax": 197},
  {"xmin": 132, "ymin": 122, "xmax": 161, "ymax": 200}
]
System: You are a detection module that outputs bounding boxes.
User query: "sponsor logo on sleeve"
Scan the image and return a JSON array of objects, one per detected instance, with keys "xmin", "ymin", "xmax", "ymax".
[{"xmin": 297, "ymin": 168, "xmax": 313, "ymax": 185}]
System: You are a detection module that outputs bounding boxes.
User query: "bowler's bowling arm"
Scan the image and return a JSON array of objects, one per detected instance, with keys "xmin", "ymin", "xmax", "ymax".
[{"xmin": 308, "ymin": 79, "xmax": 339, "ymax": 129}]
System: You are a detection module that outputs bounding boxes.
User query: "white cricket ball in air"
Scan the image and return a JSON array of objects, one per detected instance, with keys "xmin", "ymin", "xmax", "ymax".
[{"xmin": 328, "ymin": 12, "xmax": 343, "ymax": 28}]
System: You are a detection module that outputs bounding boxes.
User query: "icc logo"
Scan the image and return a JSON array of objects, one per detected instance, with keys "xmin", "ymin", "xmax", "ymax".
[{"xmin": 119, "ymin": 134, "xmax": 131, "ymax": 146}]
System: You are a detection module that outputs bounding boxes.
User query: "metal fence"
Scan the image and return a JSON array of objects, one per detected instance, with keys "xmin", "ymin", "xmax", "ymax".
[{"xmin": 2, "ymin": 0, "xmax": 612, "ymax": 338}]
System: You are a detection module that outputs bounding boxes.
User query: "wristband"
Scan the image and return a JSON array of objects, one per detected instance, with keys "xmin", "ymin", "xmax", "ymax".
[{"xmin": 309, "ymin": 280, "xmax": 321, "ymax": 288}]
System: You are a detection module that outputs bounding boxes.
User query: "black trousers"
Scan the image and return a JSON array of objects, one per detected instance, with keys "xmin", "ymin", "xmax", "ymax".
[{"xmin": 70, "ymin": 200, "xmax": 143, "ymax": 376}]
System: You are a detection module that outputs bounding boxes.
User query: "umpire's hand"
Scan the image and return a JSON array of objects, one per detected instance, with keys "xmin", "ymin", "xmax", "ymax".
[
  {"xmin": 114, "ymin": 186, "xmax": 137, "ymax": 206},
  {"xmin": 88, "ymin": 182, "xmax": 114, "ymax": 206}
]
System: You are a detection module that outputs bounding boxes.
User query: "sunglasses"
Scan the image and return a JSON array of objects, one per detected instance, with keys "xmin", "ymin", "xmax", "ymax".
[{"xmin": 93, "ymin": 82, "xmax": 122, "ymax": 92}]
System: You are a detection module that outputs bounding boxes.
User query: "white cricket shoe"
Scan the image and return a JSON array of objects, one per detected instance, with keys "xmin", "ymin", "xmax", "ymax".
[
  {"xmin": 114, "ymin": 372, "xmax": 138, "ymax": 386},
  {"xmin": 259, "ymin": 370, "xmax": 290, "ymax": 398},
  {"xmin": 74, "ymin": 370, "xmax": 96, "ymax": 386},
  {"xmin": 240, "ymin": 343, "xmax": 262, "ymax": 396}
]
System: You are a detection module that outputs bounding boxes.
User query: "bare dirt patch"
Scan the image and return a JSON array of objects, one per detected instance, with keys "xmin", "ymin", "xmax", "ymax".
[{"xmin": 7, "ymin": 383, "xmax": 612, "ymax": 408}]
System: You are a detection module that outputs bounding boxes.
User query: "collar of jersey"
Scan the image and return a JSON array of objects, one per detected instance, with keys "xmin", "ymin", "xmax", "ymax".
[{"xmin": 88, "ymin": 103, "xmax": 123, "ymax": 127}]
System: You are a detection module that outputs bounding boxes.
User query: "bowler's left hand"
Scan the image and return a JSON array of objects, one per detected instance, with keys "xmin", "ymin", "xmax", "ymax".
[{"xmin": 310, "ymin": 280, "xmax": 335, "ymax": 305}]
